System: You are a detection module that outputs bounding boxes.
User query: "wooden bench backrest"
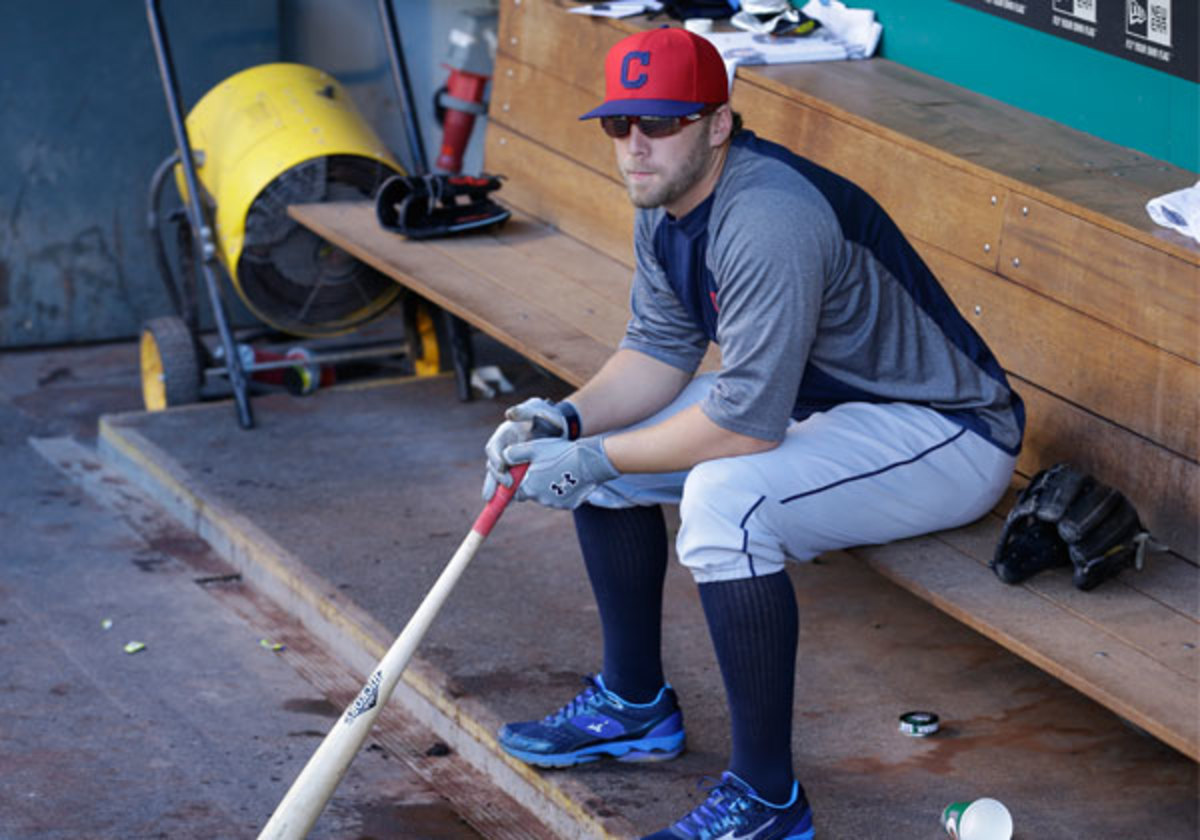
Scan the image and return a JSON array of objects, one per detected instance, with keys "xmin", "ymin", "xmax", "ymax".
[{"xmin": 485, "ymin": 0, "xmax": 1199, "ymax": 559}]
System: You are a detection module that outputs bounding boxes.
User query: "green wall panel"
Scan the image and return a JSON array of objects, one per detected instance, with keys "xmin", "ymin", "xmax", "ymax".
[{"xmin": 868, "ymin": 0, "xmax": 1199, "ymax": 172}]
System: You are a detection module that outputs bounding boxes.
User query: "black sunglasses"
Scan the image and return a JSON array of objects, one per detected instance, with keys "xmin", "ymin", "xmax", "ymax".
[{"xmin": 600, "ymin": 104, "xmax": 720, "ymax": 139}]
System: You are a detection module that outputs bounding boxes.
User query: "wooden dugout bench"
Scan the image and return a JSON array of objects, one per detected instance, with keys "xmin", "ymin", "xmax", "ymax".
[{"xmin": 291, "ymin": 0, "xmax": 1199, "ymax": 761}]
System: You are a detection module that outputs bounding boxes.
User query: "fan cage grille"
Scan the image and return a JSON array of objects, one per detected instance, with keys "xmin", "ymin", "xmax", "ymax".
[{"xmin": 237, "ymin": 154, "xmax": 399, "ymax": 336}]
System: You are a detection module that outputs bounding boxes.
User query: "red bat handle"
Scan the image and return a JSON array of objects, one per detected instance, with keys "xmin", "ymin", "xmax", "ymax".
[{"xmin": 473, "ymin": 463, "xmax": 528, "ymax": 537}]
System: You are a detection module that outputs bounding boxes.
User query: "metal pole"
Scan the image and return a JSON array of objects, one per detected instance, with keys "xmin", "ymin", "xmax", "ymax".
[
  {"xmin": 377, "ymin": 0, "xmax": 476, "ymax": 402},
  {"xmin": 377, "ymin": 0, "xmax": 429, "ymax": 174},
  {"xmin": 145, "ymin": 0, "xmax": 255, "ymax": 429}
]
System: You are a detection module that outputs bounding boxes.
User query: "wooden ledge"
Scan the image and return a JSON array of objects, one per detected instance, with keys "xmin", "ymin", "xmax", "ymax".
[
  {"xmin": 744, "ymin": 59, "xmax": 1200, "ymax": 264},
  {"xmin": 289, "ymin": 201, "xmax": 720, "ymax": 387},
  {"xmin": 289, "ymin": 201, "xmax": 624, "ymax": 388}
]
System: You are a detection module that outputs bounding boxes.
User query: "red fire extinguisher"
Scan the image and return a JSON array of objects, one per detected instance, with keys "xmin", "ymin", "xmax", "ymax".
[{"xmin": 433, "ymin": 9, "xmax": 497, "ymax": 173}]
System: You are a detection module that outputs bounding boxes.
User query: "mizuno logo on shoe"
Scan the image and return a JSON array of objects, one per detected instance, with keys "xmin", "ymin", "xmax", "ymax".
[
  {"xmin": 571, "ymin": 713, "xmax": 621, "ymax": 738},
  {"xmin": 713, "ymin": 817, "xmax": 776, "ymax": 840}
]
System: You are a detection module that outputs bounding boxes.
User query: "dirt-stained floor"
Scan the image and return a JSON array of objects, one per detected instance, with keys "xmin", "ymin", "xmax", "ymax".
[{"xmin": 0, "ymin": 339, "xmax": 532, "ymax": 839}]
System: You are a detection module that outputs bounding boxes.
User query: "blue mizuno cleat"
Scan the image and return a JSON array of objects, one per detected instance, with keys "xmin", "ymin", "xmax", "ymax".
[
  {"xmin": 641, "ymin": 771, "xmax": 816, "ymax": 840},
  {"xmin": 498, "ymin": 674, "xmax": 685, "ymax": 768}
]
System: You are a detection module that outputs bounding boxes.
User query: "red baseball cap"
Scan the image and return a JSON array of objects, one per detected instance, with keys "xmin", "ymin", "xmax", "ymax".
[{"xmin": 580, "ymin": 26, "xmax": 729, "ymax": 120}]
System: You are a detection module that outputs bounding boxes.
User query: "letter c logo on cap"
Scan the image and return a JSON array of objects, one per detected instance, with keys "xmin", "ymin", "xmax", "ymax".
[{"xmin": 620, "ymin": 51, "xmax": 650, "ymax": 89}]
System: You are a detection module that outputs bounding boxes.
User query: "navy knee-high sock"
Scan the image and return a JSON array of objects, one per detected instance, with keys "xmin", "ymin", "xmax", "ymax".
[
  {"xmin": 573, "ymin": 503, "xmax": 668, "ymax": 703},
  {"xmin": 698, "ymin": 571, "xmax": 799, "ymax": 804}
]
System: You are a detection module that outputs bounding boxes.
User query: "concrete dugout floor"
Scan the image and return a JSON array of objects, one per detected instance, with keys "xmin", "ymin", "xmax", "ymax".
[
  {"xmin": 0, "ymin": 341, "xmax": 521, "ymax": 840},
  {"xmin": 91, "ymin": 347, "xmax": 1197, "ymax": 840}
]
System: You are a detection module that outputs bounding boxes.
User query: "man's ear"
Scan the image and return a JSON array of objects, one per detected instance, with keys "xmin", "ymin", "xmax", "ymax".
[{"xmin": 709, "ymin": 104, "xmax": 734, "ymax": 147}]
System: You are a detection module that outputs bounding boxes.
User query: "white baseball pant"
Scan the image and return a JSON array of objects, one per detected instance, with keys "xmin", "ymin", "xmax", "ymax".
[{"xmin": 585, "ymin": 373, "xmax": 1017, "ymax": 583}]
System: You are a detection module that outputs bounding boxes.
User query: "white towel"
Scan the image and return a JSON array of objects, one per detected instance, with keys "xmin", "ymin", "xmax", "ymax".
[
  {"xmin": 1146, "ymin": 180, "xmax": 1200, "ymax": 244},
  {"xmin": 703, "ymin": 29, "xmax": 850, "ymax": 80},
  {"xmin": 702, "ymin": 0, "xmax": 881, "ymax": 82},
  {"xmin": 800, "ymin": 0, "xmax": 883, "ymax": 59}
]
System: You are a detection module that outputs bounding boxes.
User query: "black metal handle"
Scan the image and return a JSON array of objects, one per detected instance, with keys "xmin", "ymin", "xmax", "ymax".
[
  {"xmin": 144, "ymin": 0, "xmax": 255, "ymax": 429},
  {"xmin": 377, "ymin": 0, "xmax": 429, "ymax": 176}
]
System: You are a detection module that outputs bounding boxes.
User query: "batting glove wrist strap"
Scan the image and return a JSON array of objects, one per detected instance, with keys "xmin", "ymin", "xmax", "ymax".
[{"xmin": 556, "ymin": 400, "xmax": 583, "ymax": 441}]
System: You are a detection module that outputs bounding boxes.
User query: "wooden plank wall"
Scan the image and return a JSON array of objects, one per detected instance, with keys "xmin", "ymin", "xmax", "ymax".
[{"xmin": 487, "ymin": 0, "xmax": 1199, "ymax": 558}]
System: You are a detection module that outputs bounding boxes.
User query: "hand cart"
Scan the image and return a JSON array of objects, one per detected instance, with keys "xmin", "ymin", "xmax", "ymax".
[{"xmin": 142, "ymin": 0, "xmax": 477, "ymax": 429}]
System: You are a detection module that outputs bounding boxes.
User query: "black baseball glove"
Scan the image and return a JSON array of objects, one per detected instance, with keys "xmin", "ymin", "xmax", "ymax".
[
  {"xmin": 376, "ymin": 173, "xmax": 510, "ymax": 240},
  {"xmin": 991, "ymin": 463, "xmax": 1157, "ymax": 591}
]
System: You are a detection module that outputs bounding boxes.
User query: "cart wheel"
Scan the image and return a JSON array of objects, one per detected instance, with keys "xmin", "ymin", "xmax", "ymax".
[
  {"xmin": 412, "ymin": 301, "xmax": 442, "ymax": 377},
  {"xmin": 140, "ymin": 316, "xmax": 201, "ymax": 411}
]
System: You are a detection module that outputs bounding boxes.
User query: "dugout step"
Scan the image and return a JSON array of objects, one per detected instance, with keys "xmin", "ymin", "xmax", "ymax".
[{"xmin": 96, "ymin": 374, "xmax": 1198, "ymax": 839}]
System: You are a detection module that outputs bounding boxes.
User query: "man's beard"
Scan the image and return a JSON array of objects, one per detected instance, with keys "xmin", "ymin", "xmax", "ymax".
[{"xmin": 623, "ymin": 137, "xmax": 711, "ymax": 210}]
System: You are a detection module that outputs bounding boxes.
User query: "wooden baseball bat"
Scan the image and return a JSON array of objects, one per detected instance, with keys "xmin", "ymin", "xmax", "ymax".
[{"xmin": 258, "ymin": 464, "xmax": 528, "ymax": 840}]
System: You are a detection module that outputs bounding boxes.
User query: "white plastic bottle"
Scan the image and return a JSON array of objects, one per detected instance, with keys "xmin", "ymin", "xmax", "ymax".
[{"xmin": 941, "ymin": 798, "xmax": 1014, "ymax": 840}]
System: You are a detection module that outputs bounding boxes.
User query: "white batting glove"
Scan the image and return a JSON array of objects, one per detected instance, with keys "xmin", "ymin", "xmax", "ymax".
[
  {"xmin": 503, "ymin": 436, "xmax": 619, "ymax": 510},
  {"xmin": 482, "ymin": 397, "xmax": 582, "ymax": 500}
]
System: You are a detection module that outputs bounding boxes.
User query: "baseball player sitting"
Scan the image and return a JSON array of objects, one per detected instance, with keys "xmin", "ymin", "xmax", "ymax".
[{"xmin": 483, "ymin": 26, "xmax": 1024, "ymax": 840}]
